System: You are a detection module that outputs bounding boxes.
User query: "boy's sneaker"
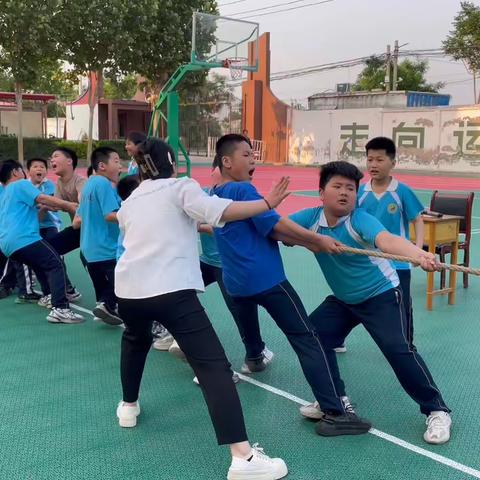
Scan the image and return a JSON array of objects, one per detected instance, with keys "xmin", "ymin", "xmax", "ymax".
[
  {"xmin": 15, "ymin": 292, "xmax": 42, "ymax": 304},
  {"xmin": 66, "ymin": 288, "xmax": 82, "ymax": 303},
  {"xmin": 38, "ymin": 294, "xmax": 52, "ymax": 309},
  {"xmin": 334, "ymin": 344, "xmax": 347, "ymax": 353},
  {"xmin": 227, "ymin": 444, "xmax": 288, "ymax": 480},
  {"xmin": 152, "ymin": 331, "xmax": 174, "ymax": 351},
  {"xmin": 116, "ymin": 401, "xmax": 140, "ymax": 428},
  {"xmin": 300, "ymin": 395, "xmax": 354, "ymax": 420},
  {"xmin": 193, "ymin": 372, "xmax": 240, "ymax": 386},
  {"xmin": 241, "ymin": 347, "xmax": 274, "ymax": 374},
  {"xmin": 424, "ymin": 411, "xmax": 451, "ymax": 444},
  {"xmin": 315, "ymin": 412, "xmax": 371, "ymax": 437},
  {"xmin": 169, "ymin": 339, "xmax": 187, "ymax": 360},
  {"xmin": 93, "ymin": 302, "xmax": 123, "ymax": 326},
  {"xmin": 47, "ymin": 307, "xmax": 85, "ymax": 324},
  {"xmin": 0, "ymin": 286, "xmax": 13, "ymax": 299}
]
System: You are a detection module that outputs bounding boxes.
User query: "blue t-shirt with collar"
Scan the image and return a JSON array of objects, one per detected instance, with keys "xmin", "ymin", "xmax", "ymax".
[
  {"xmin": 200, "ymin": 187, "xmax": 222, "ymax": 268},
  {"xmin": 77, "ymin": 175, "xmax": 120, "ymax": 262},
  {"xmin": 211, "ymin": 181, "xmax": 285, "ymax": 297},
  {"xmin": 33, "ymin": 179, "xmax": 62, "ymax": 230},
  {"xmin": 290, "ymin": 207, "xmax": 399, "ymax": 304},
  {"xmin": 0, "ymin": 180, "xmax": 42, "ymax": 256},
  {"xmin": 357, "ymin": 178, "xmax": 423, "ymax": 270}
]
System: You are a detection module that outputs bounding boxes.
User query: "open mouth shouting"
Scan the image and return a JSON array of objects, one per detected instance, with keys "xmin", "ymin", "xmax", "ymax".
[{"xmin": 248, "ymin": 167, "xmax": 255, "ymax": 178}]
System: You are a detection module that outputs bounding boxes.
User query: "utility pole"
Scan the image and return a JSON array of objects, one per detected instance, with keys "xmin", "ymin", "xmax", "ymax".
[
  {"xmin": 385, "ymin": 44, "xmax": 391, "ymax": 93},
  {"xmin": 393, "ymin": 40, "xmax": 399, "ymax": 91}
]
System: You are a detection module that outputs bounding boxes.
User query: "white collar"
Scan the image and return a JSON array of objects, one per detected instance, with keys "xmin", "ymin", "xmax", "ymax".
[
  {"xmin": 318, "ymin": 209, "xmax": 351, "ymax": 228},
  {"xmin": 364, "ymin": 177, "xmax": 398, "ymax": 192}
]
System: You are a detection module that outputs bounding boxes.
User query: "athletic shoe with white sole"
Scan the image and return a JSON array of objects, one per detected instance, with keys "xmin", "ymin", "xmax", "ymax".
[
  {"xmin": 227, "ymin": 444, "xmax": 288, "ymax": 480},
  {"xmin": 334, "ymin": 345, "xmax": 347, "ymax": 353},
  {"xmin": 152, "ymin": 333, "xmax": 174, "ymax": 351},
  {"xmin": 66, "ymin": 288, "xmax": 82, "ymax": 302},
  {"xmin": 38, "ymin": 294, "xmax": 52, "ymax": 309},
  {"xmin": 424, "ymin": 411, "xmax": 451, "ymax": 444},
  {"xmin": 93, "ymin": 302, "xmax": 123, "ymax": 326},
  {"xmin": 47, "ymin": 307, "xmax": 85, "ymax": 324},
  {"xmin": 116, "ymin": 401, "xmax": 140, "ymax": 428},
  {"xmin": 168, "ymin": 339, "xmax": 187, "ymax": 360},
  {"xmin": 240, "ymin": 347, "xmax": 274, "ymax": 374},
  {"xmin": 15, "ymin": 292, "xmax": 42, "ymax": 304},
  {"xmin": 300, "ymin": 396, "xmax": 355, "ymax": 420}
]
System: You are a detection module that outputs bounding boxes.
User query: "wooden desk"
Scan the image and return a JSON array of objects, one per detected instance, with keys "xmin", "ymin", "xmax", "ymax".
[{"xmin": 410, "ymin": 214, "xmax": 462, "ymax": 310}]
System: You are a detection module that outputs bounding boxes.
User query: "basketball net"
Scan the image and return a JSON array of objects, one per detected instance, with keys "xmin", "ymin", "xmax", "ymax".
[{"xmin": 224, "ymin": 58, "xmax": 248, "ymax": 80}]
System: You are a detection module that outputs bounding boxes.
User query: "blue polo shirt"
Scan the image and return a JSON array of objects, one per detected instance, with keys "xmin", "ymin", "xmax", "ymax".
[
  {"xmin": 33, "ymin": 179, "xmax": 62, "ymax": 230},
  {"xmin": 357, "ymin": 178, "xmax": 423, "ymax": 270},
  {"xmin": 211, "ymin": 181, "xmax": 285, "ymax": 297},
  {"xmin": 0, "ymin": 180, "xmax": 42, "ymax": 256},
  {"xmin": 290, "ymin": 207, "xmax": 399, "ymax": 304},
  {"xmin": 77, "ymin": 175, "xmax": 120, "ymax": 262},
  {"xmin": 200, "ymin": 188, "xmax": 222, "ymax": 268}
]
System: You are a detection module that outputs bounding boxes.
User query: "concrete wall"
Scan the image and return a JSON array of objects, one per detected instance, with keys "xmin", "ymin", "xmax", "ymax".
[
  {"xmin": 46, "ymin": 117, "xmax": 66, "ymax": 138},
  {"xmin": 66, "ymin": 104, "xmax": 98, "ymax": 141},
  {"xmin": 0, "ymin": 110, "xmax": 43, "ymax": 137},
  {"xmin": 288, "ymin": 105, "xmax": 480, "ymax": 174}
]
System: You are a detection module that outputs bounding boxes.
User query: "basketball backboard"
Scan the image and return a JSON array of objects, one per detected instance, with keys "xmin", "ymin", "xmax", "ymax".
[{"xmin": 191, "ymin": 12, "xmax": 259, "ymax": 73}]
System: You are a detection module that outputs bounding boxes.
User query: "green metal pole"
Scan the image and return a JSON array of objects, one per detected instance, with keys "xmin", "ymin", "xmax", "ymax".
[{"xmin": 167, "ymin": 91, "xmax": 179, "ymax": 165}]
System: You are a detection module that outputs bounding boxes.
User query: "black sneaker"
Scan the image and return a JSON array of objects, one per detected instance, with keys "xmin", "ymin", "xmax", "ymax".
[
  {"xmin": 93, "ymin": 302, "xmax": 123, "ymax": 326},
  {"xmin": 0, "ymin": 286, "xmax": 13, "ymax": 299},
  {"xmin": 15, "ymin": 292, "xmax": 43, "ymax": 304},
  {"xmin": 315, "ymin": 413, "xmax": 371, "ymax": 437}
]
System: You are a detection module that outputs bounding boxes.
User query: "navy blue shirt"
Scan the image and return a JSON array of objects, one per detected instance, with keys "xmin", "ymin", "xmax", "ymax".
[{"xmin": 211, "ymin": 181, "xmax": 286, "ymax": 297}]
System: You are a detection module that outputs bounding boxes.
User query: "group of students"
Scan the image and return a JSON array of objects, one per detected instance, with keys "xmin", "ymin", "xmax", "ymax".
[{"xmin": 0, "ymin": 132, "xmax": 453, "ymax": 480}]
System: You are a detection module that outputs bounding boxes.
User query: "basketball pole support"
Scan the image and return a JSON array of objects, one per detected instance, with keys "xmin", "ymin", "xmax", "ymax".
[{"xmin": 148, "ymin": 63, "xmax": 206, "ymax": 177}]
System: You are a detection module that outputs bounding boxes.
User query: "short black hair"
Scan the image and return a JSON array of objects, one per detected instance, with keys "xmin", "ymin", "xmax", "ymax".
[
  {"xmin": 365, "ymin": 137, "xmax": 396, "ymax": 160},
  {"xmin": 91, "ymin": 147, "xmax": 118, "ymax": 172},
  {"xmin": 136, "ymin": 138, "xmax": 176, "ymax": 180},
  {"xmin": 0, "ymin": 159, "xmax": 24, "ymax": 184},
  {"xmin": 54, "ymin": 147, "xmax": 78, "ymax": 169},
  {"xmin": 126, "ymin": 131, "xmax": 147, "ymax": 145},
  {"xmin": 86, "ymin": 165, "xmax": 94, "ymax": 177},
  {"xmin": 117, "ymin": 175, "xmax": 140, "ymax": 201},
  {"xmin": 26, "ymin": 158, "xmax": 48, "ymax": 170},
  {"xmin": 213, "ymin": 133, "xmax": 252, "ymax": 171},
  {"xmin": 319, "ymin": 161, "xmax": 364, "ymax": 191}
]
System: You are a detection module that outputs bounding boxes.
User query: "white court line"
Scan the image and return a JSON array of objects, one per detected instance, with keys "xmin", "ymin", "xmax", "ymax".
[
  {"xmin": 236, "ymin": 374, "xmax": 480, "ymax": 479},
  {"xmin": 68, "ymin": 303, "xmax": 480, "ymax": 478}
]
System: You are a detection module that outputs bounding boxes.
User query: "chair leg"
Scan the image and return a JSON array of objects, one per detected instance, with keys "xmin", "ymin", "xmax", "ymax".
[
  {"xmin": 439, "ymin": 251, "xmax": 446, "ymax": 290},
  {"xmin": 463, "ymin": 248, "xmax": 470, "ymax": 288}
]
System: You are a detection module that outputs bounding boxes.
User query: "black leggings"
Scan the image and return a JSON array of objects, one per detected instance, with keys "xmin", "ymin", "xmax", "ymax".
[{"xmin": 118, "ymin": 289, "xmax": 248, "ymax": 445}]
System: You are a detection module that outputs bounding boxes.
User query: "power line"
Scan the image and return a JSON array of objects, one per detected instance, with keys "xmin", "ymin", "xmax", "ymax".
[
  {"xmin": 218, "ymin": 0, "xmax": 250, "ymax": 7},
  {"xmin": 229, "ymin": 0, "xmax": 315, "ymax": 17},
  {"xmin": 237, "ymin": 0, "xmax": 335, "ymax": 19}
]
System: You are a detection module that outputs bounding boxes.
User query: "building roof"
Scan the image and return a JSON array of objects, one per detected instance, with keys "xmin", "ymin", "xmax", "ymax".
[{"xmin": 0, "ymin": 92, "xmax": 56, "ymax": 102}]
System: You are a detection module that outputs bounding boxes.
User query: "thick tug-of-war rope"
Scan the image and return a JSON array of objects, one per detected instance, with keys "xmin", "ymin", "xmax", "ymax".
[{"xmin": 338, "ymin": 246, "xmax": 480, "ymax": 277}]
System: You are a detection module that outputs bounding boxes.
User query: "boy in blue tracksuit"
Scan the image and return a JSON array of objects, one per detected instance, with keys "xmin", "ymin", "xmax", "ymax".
[
  {"xmin": 290, "ymin": 160, "xmax": 451, "ymax": 445},
  {"xmin": 357, "ymin": 137, "xmax": 424, "ymax": 347}
]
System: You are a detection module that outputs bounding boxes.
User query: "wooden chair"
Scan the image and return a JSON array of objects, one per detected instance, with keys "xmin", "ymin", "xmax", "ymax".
[{"xmin": 429, "ymin": 190, "xmax": 474, "ymax": 288}]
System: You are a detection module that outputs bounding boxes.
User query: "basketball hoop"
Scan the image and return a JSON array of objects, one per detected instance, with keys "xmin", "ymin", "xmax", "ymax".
[{"xmin": 224, "ymin": 57, "xmax": 248, "ymax": 80}]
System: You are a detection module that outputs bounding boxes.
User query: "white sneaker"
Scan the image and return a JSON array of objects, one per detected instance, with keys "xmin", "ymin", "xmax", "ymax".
[
  {"xmin": 38, "ymin": 294, "xmax": 52, "ymax": 309},
  {"xmin": 193, "ymin": 372, "xmax": 240, "ymax": 386},
  {"xmin": 169, "ymin": 339, "xmax": 187, "ymax": 360},
  {"xmin": 424, "ymin": 411, "xmax": 451, "ymax": 444},
  {"xmin": 47, "ymin": 307, "xmax": 85, "ymax": 324},
  {"xmin": 227, "ymin": 444, "xmax": 288, "ymax": 480},
  {"xmin": 241, "ymin": 347, "xmax": 274, "ymax": 374},
  {"xmin": 66, "ymin": 289, "xmax": 82, "ymax": 302},
  {"xmin": 153, "ymin": 333, "xmax": 174, "ymax": 351},
  {"xmin": 299, "ymin": 396, "xmax": 354, "ymax": 420},
  {"xmin": 93, "ymin": 302, "xmax": 123, "ymax": 326},
  {"xmin": 116, "ymin": 401, "xmax": 140, "ymax": 428},
  {"xmin": 334, "ymin": 345, "xmax": 347, "ymax": 353}
]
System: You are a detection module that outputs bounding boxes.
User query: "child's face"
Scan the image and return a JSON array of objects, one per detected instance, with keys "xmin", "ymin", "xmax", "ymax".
[
  {"xmin": 50, "ymin": 150, "xmax": 72, "ymax": 176},
  {"xmin": 366, "ymin": 149, "xmax": 395, "ymax": 181},
  {"xmin": 221, "ymin": 141, "xmax": 255, "ymax": 182},
  {"xmin": 320, "ymin": 175, "xmax": 357, "ymax": 217},
  {"xmin": 99, "ymin": 153, "xmax": 122, "ymax": 183},
  {"xmin": 28, "ymin": 161, "xmax": 47, "ymax": 184},
  {"xmin": 125, "ymin": 140, "xmax": 138, "ymax": 157}
]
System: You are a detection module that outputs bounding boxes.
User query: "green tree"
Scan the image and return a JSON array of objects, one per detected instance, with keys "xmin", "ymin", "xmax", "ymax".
[
  {"xmin": 353, "ymin": 56, "xmax": 443, "ymax": 93},
  {"xmin": 443, "ymin": 1, "xmax": 480, "ymax": 103},
  {"xmin": 103, "ymin": 73, "xmax": 138, "ymax": 100},
  {"xmin": 0, "ymin": 0, "xmax": 59, "ymax": 162}
]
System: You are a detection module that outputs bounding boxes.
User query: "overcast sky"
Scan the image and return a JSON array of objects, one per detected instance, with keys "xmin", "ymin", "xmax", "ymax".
[{"xmin": 218, "ymin": 0, "xmax": 479, "ymax": 106}]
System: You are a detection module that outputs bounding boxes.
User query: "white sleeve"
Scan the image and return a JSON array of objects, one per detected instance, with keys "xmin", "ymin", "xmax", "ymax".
[{"xmin": 177, "ymin": 178, "xmax": 232, "ymax": 227}]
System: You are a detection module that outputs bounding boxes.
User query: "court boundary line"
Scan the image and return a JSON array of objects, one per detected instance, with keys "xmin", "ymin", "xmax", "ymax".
[{"xmin": 69, "ymin": 303, "xmax": 480, "ymax": 479}]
